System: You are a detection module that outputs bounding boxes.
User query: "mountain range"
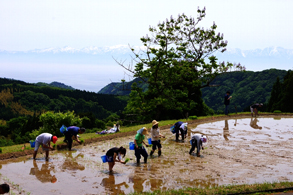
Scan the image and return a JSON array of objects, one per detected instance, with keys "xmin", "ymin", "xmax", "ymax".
[{"xmin": 1, "ymin": 45, "xmax": 292, "ymax": 92}]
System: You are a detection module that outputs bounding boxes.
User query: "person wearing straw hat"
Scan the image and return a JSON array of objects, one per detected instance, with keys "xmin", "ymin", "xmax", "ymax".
[
  {"xmin": 105, "ymin": 146, "xmax": 127, "ymax": 172},
  {"xmin": 134, "ymin": 127, "xmax": 149, "ymax": 164},
  {"xmin": 33, "ymin": 133, "xmax": 58, "ymax": 161},
  {"xmin": 189, "ymin": 133, "xmax": 207, "ymax": 157},
  {"xmin": 174, "ymin": 121, "xmax": 188, "ymax": 141},
  {"xmin": 150, "ymin": 120, "xmax": 165, "ymax": 157}
]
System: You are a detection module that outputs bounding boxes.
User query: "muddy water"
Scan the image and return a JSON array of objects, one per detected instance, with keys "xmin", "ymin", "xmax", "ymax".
[{"xmin": 0, "ymin": 117, "xmax": 293, "ymax": 195}]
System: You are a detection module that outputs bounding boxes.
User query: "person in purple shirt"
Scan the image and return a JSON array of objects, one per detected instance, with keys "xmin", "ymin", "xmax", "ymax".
[{"xmin": 63, "ymin": 126, "xmax": 86, "ymax": 150}]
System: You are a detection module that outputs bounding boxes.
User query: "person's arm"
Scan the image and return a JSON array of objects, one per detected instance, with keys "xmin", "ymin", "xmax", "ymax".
[
  {"xmin": 159, "ymin": 133, "xmax": 165, "ymax": 138},
  {"xmin": 42, "ymin": 142, "xmax": 54, "ymax": 150},
  {"xmin": 134, "ymin": 139, "xmax": 138, "ymax": 148},
  {"xmin": 143, "ymin": 140, "xmax": 149, "ymax": 147},
  {"xmin": 114, "ymin": 153, "xmax": 122, "ymax": 163},
  {"xmin": 73, "ymin": 135, "xmax": 81, "ymax": 143},
  {"xmin": 228, "ymin": 96, "xmax": 232, "ymax": 100},
  {"xmin": 116, "ymin": 153, "xmax": 125, "ymax": 164}
]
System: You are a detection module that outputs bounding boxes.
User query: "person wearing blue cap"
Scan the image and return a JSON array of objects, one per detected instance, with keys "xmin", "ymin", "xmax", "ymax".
[
  {"xmin": 189, "ymin": 133, "xmax": 207, "ymax": 157},
  {"xmin": 134, "ymin": 127, "xmax": 149, "ymax": 164}
]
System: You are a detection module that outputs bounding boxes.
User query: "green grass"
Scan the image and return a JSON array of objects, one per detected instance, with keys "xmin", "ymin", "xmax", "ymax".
[{"xmin": 128, "ymin": 181, "xmax": 293, "ymax": 195}]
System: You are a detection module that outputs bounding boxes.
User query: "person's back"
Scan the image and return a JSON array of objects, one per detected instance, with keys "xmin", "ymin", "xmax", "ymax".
[{"xmin": 67, "ymin": 126, "xmax": 80, "ymax": 135}]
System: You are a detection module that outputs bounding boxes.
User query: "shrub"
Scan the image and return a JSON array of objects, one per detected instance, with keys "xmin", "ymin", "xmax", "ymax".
[
  {"xmin": 95, "ymin": 119, "xmax": 106, "ymax": 129},
  {"xmin": 189, "ymin": 116, "xmax": 197, "ymax": 120},
  {"xmin": 0, "ymin": 148, "xmax": 2, "ymax": 153},
  {"xmin": 106, "ymin": 121, "xmax": 114, "ymax": 128},
  {"xmin": 39, "ymin": 111, "xmax": 82, "ymax": 137},
  {"xmin": 273, "ymin": 110, "xmax": 282, "ymax": 113}
]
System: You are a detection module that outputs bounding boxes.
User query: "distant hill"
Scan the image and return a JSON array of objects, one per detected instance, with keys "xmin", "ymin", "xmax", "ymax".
[
  {"xmin": 35, "ymin": 81, "xmax": 75, "ymax": 90},
  {"xmin": 98, "ymin": 69, "xmax": 288, "ymax": 113},
  {"xmin": 0, "ymin": 77, "xmax": 127, "ymax": 121},
  {"xmin": 98, "ymin": 78, "xmax": 148, "ymax": 95}
]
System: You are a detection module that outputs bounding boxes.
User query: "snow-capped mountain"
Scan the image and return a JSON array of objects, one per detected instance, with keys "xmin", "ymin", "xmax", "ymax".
[{"xmin": 1, "ymin": 45, "xmax": 292, "ymax": 70}]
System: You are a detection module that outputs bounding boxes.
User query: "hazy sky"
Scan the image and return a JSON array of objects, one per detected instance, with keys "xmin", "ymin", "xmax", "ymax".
[
  {"xmin": 1, "ymin": 0, "xmax": 292, "ymax": 92},
  {"xmin": 1, "ymin": 0, "xmax": 292, "ymax": 51}
]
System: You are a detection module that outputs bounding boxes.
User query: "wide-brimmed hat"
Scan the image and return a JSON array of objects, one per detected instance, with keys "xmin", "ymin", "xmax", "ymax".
[
  {"xmin": 152, "ymin": 120, "xmax": 159, "ymax": 126},
  {"xmin": 142, "ymin": 127, "xmax": 148, "ymax": 135}
]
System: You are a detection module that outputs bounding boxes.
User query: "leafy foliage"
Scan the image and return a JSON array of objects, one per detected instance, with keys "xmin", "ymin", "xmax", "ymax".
[
  {"xmin": 117, "ymin": 8, "xmax": 244, "ymax": 122},
  {"xmin": 98, "ymin": 78, "xmax": 147, "ymax": 95},
  {"xmin": 201, "ymin": 69, "xmax": 287, "ymax": 114},
  {"xmin": 267, "ymin": 70, "xmax": 293, "ymax": 112},
  {"xmin": 39, "ymin": 111, "xmax": 82, "ymax": 137},
  {"xmin": 0, "ymin": 77, "xmax": 127, "ymax": 146}
]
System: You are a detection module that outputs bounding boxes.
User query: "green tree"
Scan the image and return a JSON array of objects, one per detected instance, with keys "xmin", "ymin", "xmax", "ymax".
[
  {"xmin": 118, "ymin": 7, "xmax": 243, "ymax": 122},
  {"xmin": 280, "ymin": 70, "xmax": 293, "ymax": 112},
  {"xmin": 267, "ymin": 77, "xmax": 282, "ymax": 112},
  {"xmin": 39, "ymin": 111, "xmax": 82, "ymax": 137}
]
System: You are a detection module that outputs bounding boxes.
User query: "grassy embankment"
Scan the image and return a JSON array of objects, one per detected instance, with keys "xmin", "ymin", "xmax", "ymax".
[{"xmin": 129, "ymin": 181, "xmax": 293, "ymax": 195}]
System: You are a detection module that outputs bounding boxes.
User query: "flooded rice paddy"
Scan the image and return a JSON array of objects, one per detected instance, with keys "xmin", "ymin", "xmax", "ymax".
[{"xmin": 1, "ymin": 117, "xmax": 293, "ymax": 194}]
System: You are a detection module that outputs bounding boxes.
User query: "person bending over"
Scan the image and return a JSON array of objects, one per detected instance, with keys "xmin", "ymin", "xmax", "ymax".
[
  {"xmin": 33, "ymin": 133, "xmax": 57, "ymax": 160},
  {"xmin": 106, "ymin": 146, "xmax": 126, "ymax": 172},
  {"xmin": 63, "ymin": 126, "xmax": 85, "ymax": 150},
  {"xmin": 189, "ymin": 133, "xmax": 207, "ymax": 157}
]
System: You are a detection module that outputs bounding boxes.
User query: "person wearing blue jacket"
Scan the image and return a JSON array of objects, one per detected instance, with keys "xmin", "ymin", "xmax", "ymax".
[
  {"xmin": 174, "ymin": 121, "xmax": 188, "ymax": 141},
  {"xmin": 63, "ymin": 126, "xmax": 85, "ymax": 150}
]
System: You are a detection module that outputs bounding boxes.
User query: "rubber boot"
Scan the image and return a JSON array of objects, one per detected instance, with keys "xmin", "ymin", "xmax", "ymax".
[
  {"xmin": 137, "ymin": 159, "xmax": 140, "ymax": 165},
  {"xmin": 144, "ymin": 157, "xmax": 147, "ymax": 163},
  {"xmin": 158, "ymin": 150, "xmax": 161, "ymax": 157},
  {"xmin": 150, "ymin": 150, "xmax": 154, "ymax": 157}
]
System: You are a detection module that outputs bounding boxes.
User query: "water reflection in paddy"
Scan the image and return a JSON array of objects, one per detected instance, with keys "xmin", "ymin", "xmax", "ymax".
[{"xmin": 0, "ymin": 117, "xmax": 292, "ymax": 194}]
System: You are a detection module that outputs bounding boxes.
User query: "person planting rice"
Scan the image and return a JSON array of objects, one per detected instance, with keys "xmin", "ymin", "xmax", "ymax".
[
  {"xmin": 33, "ymin": 133, "xmax": 58, "ymax": 161},
  {"xmin": 189, "ymin": 133, "xmax": 207, "ymax": 157},
  {"xmin": 150, "ymin": 120, "xmax": 165, "ymax": 157},
  {"xmin": 250, "ymin": 103, "xmax": 263, "ymax": 117},
  {"xmin": 174, "ymin": 121, "xmax": 188, "ymax": 141},
  {"xmin": 134, "ymin": 127, "xmax": 149, "ymax": 164},
  {"xmin": 63, "ymin": 126, "xmax": 85, "ymax": 150},
  {"xmin": 105, "ymin": 146, "xmax": 127, "ymax": 173}
]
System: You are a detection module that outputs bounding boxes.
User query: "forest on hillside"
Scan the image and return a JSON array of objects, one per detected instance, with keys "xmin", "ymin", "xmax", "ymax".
[
  {"xmin": 99, "ymin": 69, "xmax": 287, "ymax": 114},
  {"xmin": 0, "ymin": 78, "xmax": 127, "ymax": 146}
]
